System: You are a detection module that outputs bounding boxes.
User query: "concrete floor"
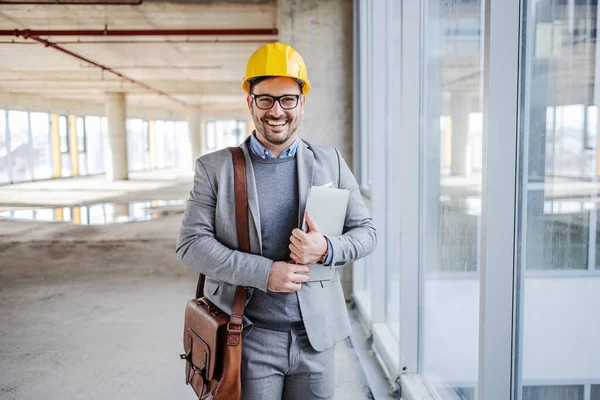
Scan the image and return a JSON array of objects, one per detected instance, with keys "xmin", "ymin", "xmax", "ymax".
[{"xmin": 0, "ymin": 170, "xmax": 373, "ymax": 400}]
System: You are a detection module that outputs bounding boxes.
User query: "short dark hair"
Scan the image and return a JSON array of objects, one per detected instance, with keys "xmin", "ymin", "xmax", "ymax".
[{"xmin": 249, "ymin": 76, "xmax": 304, "ymax": 94}]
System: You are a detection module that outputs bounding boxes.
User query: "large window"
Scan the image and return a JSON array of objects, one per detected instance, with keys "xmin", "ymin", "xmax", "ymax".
[
  {"xmin": 515, "ymin": 1, "xmax": 600, "ymax": 399},
  {"xmin": 127, "ymin": 119, "xmax": 149, "ymax": 172},
  {"xmin": 8, "ymin": 110, "xmax": 31, "ymax": 182},
  {"xmin": 30, "ymin": 112, "xmax": 51, "ymax": 180},
  {"xmin": 85, "ymin": 116, "xmax": 106, "ymax": 175},
  {"xmin": 0, "ymin": 110, "xmax": 9, "ymax": 184},
  {"xmin": 419, "ymin": 0, "xmax": 483, "ymax": 396},
  {"xmin": 204, "ymin": 120, "xmax": 247, "ymax": 153}
]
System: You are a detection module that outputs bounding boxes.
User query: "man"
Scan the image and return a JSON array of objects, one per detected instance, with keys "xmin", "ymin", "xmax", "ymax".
[{"xmin": 176, "ymin": 43, "xmax": 376, "ymax": 400}]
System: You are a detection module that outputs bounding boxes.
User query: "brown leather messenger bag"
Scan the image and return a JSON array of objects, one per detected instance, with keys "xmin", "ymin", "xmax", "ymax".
[{"xmin": 180, "ymin": 147, "xmax": 249, "ymax": 400}]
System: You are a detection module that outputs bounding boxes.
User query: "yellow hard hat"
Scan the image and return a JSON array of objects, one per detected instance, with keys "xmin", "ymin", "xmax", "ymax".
[{"xmin": 242, "ymin": 42, "xmax": 310, "ymax": 95}]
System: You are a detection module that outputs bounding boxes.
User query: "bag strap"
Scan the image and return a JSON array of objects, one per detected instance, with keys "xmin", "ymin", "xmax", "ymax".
[{"xmin": 193, "ymin": 147, "xmax": 249, "ymax": 346}]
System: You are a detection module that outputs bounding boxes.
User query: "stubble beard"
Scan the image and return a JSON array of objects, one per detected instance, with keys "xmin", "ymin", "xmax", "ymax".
[{"xmin": 254, "ymin": 115, "xmax": 301, "ymax": 147}]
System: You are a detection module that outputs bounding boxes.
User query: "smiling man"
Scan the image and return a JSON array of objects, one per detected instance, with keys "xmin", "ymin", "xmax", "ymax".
[{"xmin": 176, "ymin": 43, "xmax": 377, "ymax": 400}]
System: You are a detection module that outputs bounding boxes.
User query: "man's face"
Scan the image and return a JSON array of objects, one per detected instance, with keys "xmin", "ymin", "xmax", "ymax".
[{"xmin": 247, "ymin": 77, "xmax": 306, "ymax": 148}]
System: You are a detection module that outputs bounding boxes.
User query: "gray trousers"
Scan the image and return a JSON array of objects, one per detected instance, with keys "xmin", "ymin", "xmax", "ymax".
[{"xmin": 241, "ymin": 326, "xmax": 336, "ymax": 400}]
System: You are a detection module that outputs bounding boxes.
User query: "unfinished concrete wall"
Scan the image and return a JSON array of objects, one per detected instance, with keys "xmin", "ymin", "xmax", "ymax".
[
  {"xmin": 279, "ymin": 0, "xmax": 354, "ymax": 164},
  {"xmin": 279, "ymin": 0, "xmax": 355, "ymax": 299}
]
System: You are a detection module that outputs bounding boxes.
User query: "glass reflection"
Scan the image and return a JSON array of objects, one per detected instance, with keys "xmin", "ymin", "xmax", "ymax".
[
  {"xmin": 420, "ymin": 0, "xmax": 483, "ymax": 397},
  {"xmin": 0, "ymin": 200, "xmax": 185, "ymax": 225},
  {"xmin": 516, "ymin": 0, "xmax": 600, "ymax": 398}
]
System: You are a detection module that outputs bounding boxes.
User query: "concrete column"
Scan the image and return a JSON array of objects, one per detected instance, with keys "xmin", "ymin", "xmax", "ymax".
[
  {"xmin": 105, "ymin": 93, "xmax": 128, "ymax": 181},
  {"xmin": 279, "ymin": 0, "xmax": 353, "ymax": 161},
  {"xmin": 279, "ymin": 0, "xmax": 353, "ymax": 299},
  {"xmin": 450, "ymin": 92, "xmax": 472, "ymax": 177},
  {"xmin": 187, "ymin": 112, "xmax": 203, "ymax": 164}
]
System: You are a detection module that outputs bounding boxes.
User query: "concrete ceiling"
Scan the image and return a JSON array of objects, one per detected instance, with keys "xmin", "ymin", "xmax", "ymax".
[{"xmin": 0, "ymin": 0, "xmax": 278, "ymax": 118}]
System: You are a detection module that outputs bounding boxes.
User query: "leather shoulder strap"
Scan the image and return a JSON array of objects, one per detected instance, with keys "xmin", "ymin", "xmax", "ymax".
[
  {"xmin": 193, "ymin": 147, "xmax": 249, "ymax": 346},
  {"xmin": 227, "ymin": 146, "xmax": 249, "ymax": 345}
]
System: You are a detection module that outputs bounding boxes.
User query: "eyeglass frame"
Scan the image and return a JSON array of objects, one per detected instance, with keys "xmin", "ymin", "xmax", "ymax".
[{"xmin": 250, "ymin": 94, "xmax": 302, "ymax": 110}]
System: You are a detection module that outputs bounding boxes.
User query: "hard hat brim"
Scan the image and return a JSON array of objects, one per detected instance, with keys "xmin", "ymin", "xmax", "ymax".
[{"xmin": 242, "ymin": 75, "xmax": 310, "ymax": 95}]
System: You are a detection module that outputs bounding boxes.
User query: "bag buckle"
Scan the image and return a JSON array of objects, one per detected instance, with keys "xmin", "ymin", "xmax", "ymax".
[{"xmin": 227, "ymin": 322, "xmax": 243, "ymax": 334}]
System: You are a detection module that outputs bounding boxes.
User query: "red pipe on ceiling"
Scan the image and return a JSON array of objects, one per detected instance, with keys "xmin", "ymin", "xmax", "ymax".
[
  {"xmin": 0, "ymin": 0, "xmax": 142, "ymax": 4},
  {"xmin": 0, "ymin": 39, "xmax": 278, "ymax": 45},
  {"xmin": 3, "ymin": 28, "xmax": 278, "ymax": 37},
  {"xmin": 27, "ymin": 35, "xmax": 190, "ymax": 108}
]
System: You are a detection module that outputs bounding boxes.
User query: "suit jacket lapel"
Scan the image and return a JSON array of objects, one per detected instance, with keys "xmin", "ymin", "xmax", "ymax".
[
  {"xmin": 240, "ymin": 140, "xmax": 262, "ymax": 252},
  {"xmin": 296, "ymin": 139, "xmax": 314, "ymax": 229}
]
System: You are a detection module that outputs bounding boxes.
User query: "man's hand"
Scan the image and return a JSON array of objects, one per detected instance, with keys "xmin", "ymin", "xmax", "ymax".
[
  {"xmin": 267, "ymin": 261, "xmax": 311, "ymax": 292},
  {"xmin": 289, "ymin": 211, "xmax": 328, "ymax": 265}
]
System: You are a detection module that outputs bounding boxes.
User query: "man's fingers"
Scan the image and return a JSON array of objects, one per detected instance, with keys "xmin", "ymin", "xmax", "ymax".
[
  {"xmin": 291, "ymin": 228, "xmax": 306, "ymax": 240},
  {"xmin": 304, "ymin": 211, "xmax": 321, "ymax": 233},
  {"xmin": 285, "ymin": 282, "xmax": 302, "ymax": 292},
  {"xmin": 292, "ymin": 272, "xmax": 311, "ymax": 283},
  {"xmin": 289, "ymin": 236, "xmax": 302, "ymax": 248},
  {"xmin": 290, "ymin": 252, "xmax": 300, "ymax": 264},
  {"xmin": 292, "ymin": 264, "xmax": 311, "ymax": 274}
]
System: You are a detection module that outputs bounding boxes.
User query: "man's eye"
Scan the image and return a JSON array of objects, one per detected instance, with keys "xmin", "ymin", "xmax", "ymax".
[
  {"xmin": 280, "ymin": 96, "xmax": 297, "ymax": 106},
  {"xmin": 257, "ymin": 97, "xmax": 273, "ymax": 106}
]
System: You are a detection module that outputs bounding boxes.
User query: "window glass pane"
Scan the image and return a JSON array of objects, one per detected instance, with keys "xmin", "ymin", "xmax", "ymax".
[
  {"xmin": 175, "ymin": 121, "xmax": 190, "ymax": 170},
  {"xmin": 58, "ymin": 116, "xmax": 71, "ymax": 177},
  {"xmin": 30, "ymin": 112, "xmax": 52, "ymax": 180},
  {"xmin": 85, "ymin": 116, "xmax": 104, "ymax": 175},
  {"xmin": 237, "ymin": 120, "xmax": 247, "ymax": 144},
  {"xmin": 76, "ymin": 117, "xmax": 85, "ymax": 153},
  {"xmin": 385, "ymin": 0, "xmax": 401, "ymax": 342},
  {"xmin": 206, "ymin": 121, "xmax": 216, "ymax": 152},
  {"xmin": 516, "ymin": 1, "xmax": 600, "ymax": 398},
  {"xmin": 8, "ymin": 111, "xmax": 32, "ymax": 182},
  {"xmin": 522, "ymin": 385, "xmax": 583, "ymax": 400},
  {"xmin": 59, "ymin": 116, "xmax": 68, "ymax": 154},
  {"xmin": 155, "ymin": 120, "xmax": 166, "ymax": 168},
  {"xmin": 76, "ymin": 117, "xmax": 87, "ymax": 175},
  {"xmin": 420, "ymin": 0, "xmax": 483, "ymax": 396},
  {"xmin": 0, "ymin": 110, "xmax": 9, "ymax": 184},
  {"xmin": 127, "ymin": 119, "xmax": 145, "ymax": 171},
  {"xmin": 164, "ymin": 121, "xmax": 177, "ymax": 167},
  {"xmin": 360, "ymin": 0, "xmax": 372, "ymax": 188},
  {"xmin": 591, "ymin": 384, "xmax": 600, "ymax": 400}
]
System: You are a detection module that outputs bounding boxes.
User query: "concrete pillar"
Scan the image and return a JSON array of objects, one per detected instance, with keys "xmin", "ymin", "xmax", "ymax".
[
  {"xmin": 105, "ymin": 93, "xmax": 128, "ymax": 181},
  {"xmin": 187, "ymin": 112, "xmax": 203, "ymax": 164},
  {"xmin": 450, "ymin": 93, "xmax": 472, "ymax": 177},
  {"xmin": 279, "ymin": 0, "xmax": 353, "ymax": 162},
  {"xmin": 279, "ymin": 0, "xmax": 354, "ymax": 299}
]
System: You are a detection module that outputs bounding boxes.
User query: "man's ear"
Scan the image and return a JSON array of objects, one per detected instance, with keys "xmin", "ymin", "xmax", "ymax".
[{"xmin": 246, "ymin": 94, "xmax": 253, "ymax": 110}]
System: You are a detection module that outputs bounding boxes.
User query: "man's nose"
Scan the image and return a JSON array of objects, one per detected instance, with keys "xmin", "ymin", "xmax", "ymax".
[{"xmin": 269, "ymin": 100, "xmax": 284, "ymax": 117}]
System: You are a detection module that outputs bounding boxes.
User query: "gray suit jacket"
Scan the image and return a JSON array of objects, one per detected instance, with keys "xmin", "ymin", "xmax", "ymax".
[{"xmin": 176, "ymin": 136, "xmax": 377, "ymax": 351}]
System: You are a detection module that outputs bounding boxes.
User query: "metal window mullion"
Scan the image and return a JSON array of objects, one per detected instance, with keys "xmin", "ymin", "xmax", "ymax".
[
  {"xmin": 478, "ymin": 0, "xmax": 521, "ymax": 399},
  {"xmin": 398, "ymin": 0, "xmax": 421, "ymax": 375},
  {"xmin": 353, "ymin": 0, "xmax": 361, "ymax": 188},
  {"xmin": 47, "ymin": 113, "xmax": 52, "ymax": 179},
  {"xmin": 584, "ymin": 383, "xmax": 591, "ymax": 400},
  {"xmin": 369, "ymin": 0, "xmax": 388, "ymax": 325},
  {"xmin": 4, "ymin": 110, "xmax": 12, "ymax": 183},
  {"xmin": 352, "ymin": 0, "xmax": 365, "ymax": 295},
  {"xmin": 27, "ymin": 110, "xmax": 34, "ymax": 181}
]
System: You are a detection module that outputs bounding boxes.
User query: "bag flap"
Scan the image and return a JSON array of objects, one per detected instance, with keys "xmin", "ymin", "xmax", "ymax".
[{"xmin": 183, "ymin": 298, "xmax": 229, "ymax": 381}]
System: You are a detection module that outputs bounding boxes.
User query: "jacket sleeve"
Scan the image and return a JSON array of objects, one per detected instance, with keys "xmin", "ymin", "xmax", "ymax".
[
  {"xmin": 327, "ymin": 149, "xmax": 377, "ymax": 267},
  {"xmin": 175, "ymin": 158, "xmax": 272, "ymax": 292}
]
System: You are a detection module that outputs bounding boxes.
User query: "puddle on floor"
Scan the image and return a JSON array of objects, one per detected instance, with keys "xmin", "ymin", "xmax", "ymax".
[{"xmin": 0, "ymin": 200, "xmax": 186, "ymax": 225}]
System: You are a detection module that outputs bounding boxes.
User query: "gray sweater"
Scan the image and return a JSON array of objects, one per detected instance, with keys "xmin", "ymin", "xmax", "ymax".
[{"xmin": 243, "ymin": 152, "xmax": 303, "ymax": 331}]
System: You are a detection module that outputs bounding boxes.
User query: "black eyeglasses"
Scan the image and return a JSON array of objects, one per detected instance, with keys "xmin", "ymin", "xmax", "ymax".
[{"xmin": 251, "ymin": 94, "xmax": 301, "ymax": 110}]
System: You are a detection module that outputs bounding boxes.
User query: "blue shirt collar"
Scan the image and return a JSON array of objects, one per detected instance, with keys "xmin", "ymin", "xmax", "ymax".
[{"xmin": 249, "ymin": 131, "xmax": 299, "ymax": 159}]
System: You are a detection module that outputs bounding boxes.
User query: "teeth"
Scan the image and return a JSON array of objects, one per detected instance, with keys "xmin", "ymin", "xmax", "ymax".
[{"xmin": 266, "ymin": 120, "xmax": 286, "ymax": 126}]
